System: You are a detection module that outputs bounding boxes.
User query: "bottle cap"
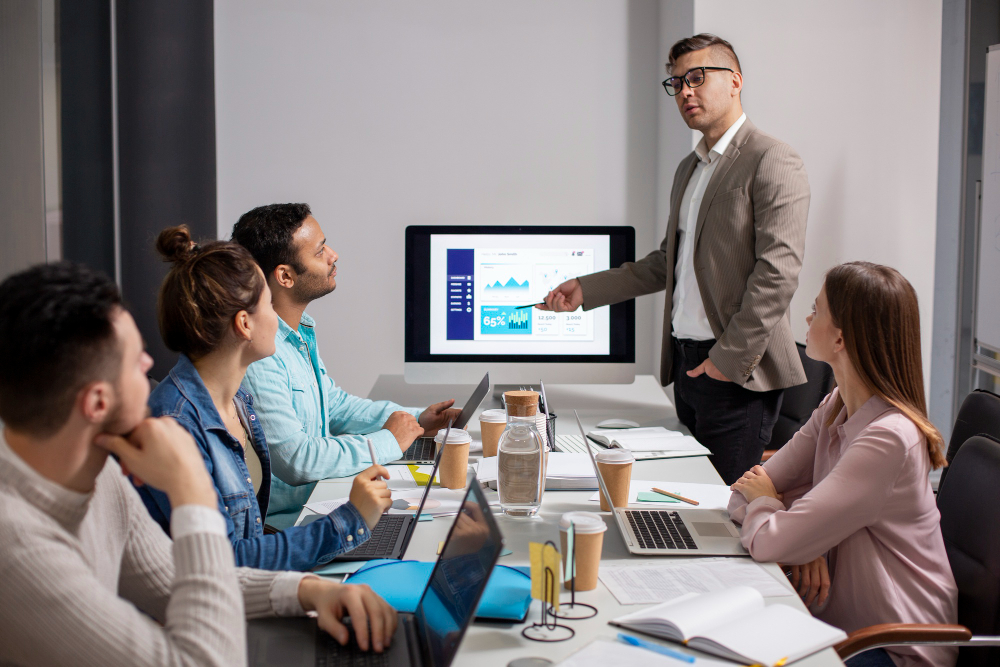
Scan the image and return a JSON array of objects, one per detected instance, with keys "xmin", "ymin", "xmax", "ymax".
[{"xmin": 503, "ymin": 390, "xmax": 539, "ymax": 417}]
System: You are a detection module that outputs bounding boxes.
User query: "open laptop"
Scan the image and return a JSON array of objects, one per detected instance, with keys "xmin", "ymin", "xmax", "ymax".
[
  {"xmin": 575, "ymin": 411, "xmax": 746, "ymax": 556},
  {"xmin": 391, "ymin": 372, "xmax": 491, "ymax": 465},
  {"xmin": 333, "ymin": 438, "xmax": 446, "ymax": 562},
  {"xmin": 249, "ymin": 476, "xmax": 503, "ymax": 667}
]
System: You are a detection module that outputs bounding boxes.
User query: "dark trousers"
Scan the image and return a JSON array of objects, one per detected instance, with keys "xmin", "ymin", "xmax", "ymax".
[{"xmin": 672, "ymin": 338, "xmax": 783, "ymax": 485}]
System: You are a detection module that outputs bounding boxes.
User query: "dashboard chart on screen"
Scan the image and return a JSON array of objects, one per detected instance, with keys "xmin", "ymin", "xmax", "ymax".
[{"xmin": 405, "ymin": 226, "xmax": 635, "ymax": 384}]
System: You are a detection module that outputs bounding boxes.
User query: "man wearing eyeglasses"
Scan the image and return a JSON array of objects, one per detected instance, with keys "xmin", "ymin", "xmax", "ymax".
[{"xmin": 540, "ymin": 34, "xmax": 809, "ymax": 485}]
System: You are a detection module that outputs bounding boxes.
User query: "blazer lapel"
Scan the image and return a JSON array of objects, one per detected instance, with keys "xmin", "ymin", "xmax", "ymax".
[
  {"xmin": 694, "ymin": 119, "xmax": 756, "ymax": 248},
  {"xmin": 669, "ymin": 153, "xmax": 699, "ymax": 235}
]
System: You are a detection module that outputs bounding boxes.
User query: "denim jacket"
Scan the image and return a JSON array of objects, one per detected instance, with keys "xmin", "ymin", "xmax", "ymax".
[
  {"xmin": 242, "ymin": 312, "xmax": 422, "ymax": 525},
  {"xmin": 137, "ymin": 354, "xmax": 372, "ymax": 571}
]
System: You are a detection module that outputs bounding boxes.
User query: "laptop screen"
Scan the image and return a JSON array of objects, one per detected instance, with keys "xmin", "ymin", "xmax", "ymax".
[
  {"xmin": 414, "ymin": 479, "xmax": 502, "ymax": 667},
  {"xmin": 451, "ymin": 372, "xmax": 490, "ymax": 429}
]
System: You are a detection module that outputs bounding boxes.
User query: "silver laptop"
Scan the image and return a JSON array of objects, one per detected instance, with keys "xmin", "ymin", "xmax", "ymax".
[
  {"xmin": 575, "ymin": 411, "xmax": 746, "ymax": 557},
  {"xmin": 248, "ymin": 476, "xmax": 503, "ymax": 667},
  {"xmin": 390, "ymin": 372, "xmax": 491, "ymax": 465}
]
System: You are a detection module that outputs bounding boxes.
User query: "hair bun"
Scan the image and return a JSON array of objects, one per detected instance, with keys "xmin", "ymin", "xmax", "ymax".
[{"xmin": 156, "ymin": 225, "xmax": 197, "ymax": 264}]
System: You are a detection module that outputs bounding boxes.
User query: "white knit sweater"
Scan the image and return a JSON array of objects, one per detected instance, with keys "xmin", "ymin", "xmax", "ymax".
[{"xmin": 0, "ymin": 435, "xmax": 309, "ymax": 666}]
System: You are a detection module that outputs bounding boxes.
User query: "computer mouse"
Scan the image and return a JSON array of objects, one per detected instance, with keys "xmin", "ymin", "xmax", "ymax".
[{"xmin": 596, "ymin": 418, "xmax": 641, "ymax": 429}]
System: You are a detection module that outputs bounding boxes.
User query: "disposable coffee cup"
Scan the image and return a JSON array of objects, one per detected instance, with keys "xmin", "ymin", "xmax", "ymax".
[
  {"xmin": 435, "ymin": 428, "xmax": 472, "ymax": 489},
  {"xmin": 559, "ymin": 511, "xmax": 607, "ymax": 591},
  {"xmin": 478, "ymin": 409, "xmax": 506, "ymax": 458},
  {"xmin": 595, "ymin": 449, "xmax": 634, "ymax": 511}
]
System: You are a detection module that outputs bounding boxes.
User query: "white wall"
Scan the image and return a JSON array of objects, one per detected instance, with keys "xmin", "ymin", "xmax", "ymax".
[
  {"xmin": 215, "ymin": 0, "xmax": 663, "ymax": 396},
  {"xmin": 693, "ymin": 0, "xmax": 943, "ymax": 389}
]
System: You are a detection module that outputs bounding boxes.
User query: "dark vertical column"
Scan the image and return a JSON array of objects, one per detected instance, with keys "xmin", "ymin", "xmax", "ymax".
[
  {"xmin": 116, "ymin": 0, "xmax": 216, "ymax": 379},
  {"xmin": 59, "ymin": 0, "xmax": 116, "ymax": 279}
]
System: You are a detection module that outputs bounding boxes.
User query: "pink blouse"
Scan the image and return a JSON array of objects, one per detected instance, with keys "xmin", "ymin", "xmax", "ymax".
[{"xmin": 728, "ymin": 389, "xmax": 957, "ymax": 667}]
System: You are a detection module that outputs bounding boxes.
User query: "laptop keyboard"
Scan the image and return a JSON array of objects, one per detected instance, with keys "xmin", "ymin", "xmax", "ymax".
[
  {"xmin": 553, "ymin": 434, "xmax": 602, "ymax": 454},
  {"xmin": 348, "ymin": 515, "xmax": 406, "ymax": 557},
  {"xmin": 316, "ymin": 631, "xmax": 391, "ymax": 667},
  {"xmin": 626, "ymin": 510, "xmax": 698, "ymax": 550},
  {"xmin": 400, "ymin": 438, "xmax": 435, "ymax": 461}
]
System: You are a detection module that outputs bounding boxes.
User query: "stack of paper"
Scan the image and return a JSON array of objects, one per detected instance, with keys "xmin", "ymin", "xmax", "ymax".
[
  {"xmin": 588, "ymin": 427, "xmax": 710, "ymax": 457},
  {"xmin": 544, "ymin": 452, "xmax": 598, "ymax": 490},
  {"xmin": 598, "ymin": 558, "xmax": 792, "ymax": 605}
]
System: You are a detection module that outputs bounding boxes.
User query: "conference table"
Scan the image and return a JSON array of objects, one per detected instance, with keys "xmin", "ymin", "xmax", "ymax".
[{"xmin": 296, "ymin": 375, "xmax": 845, "ymax": 667}]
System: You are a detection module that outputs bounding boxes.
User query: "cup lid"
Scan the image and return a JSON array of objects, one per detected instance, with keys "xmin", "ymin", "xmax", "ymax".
[
  {"xmin": 595, "ymin": 448, "xmax": 635, "ymax": 463},
  {"xmin": 559, "ymin": 511, "xmax": 607, "ymax": 534},
  {"xmin": 434, "ymin": 428, "xmax": 472, "ymax": 444},
  {"xmin": 479, "ymin": 408, "xmax": 507, "ymax": 423}
]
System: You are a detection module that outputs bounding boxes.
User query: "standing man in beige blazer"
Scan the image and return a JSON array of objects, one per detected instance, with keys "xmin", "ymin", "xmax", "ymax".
[{"xmin": 541, "ymin": 34, "xmax": 809, "ymax": 484}]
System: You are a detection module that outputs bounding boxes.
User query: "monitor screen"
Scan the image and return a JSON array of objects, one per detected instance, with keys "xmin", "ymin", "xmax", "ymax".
[
  {"xmin": 415, "ymin": 480, "xmax": 502, "ymax": 667},
  {"xmin": 405, "ymin": 226, "xmax": 634, "ymax": 378}
]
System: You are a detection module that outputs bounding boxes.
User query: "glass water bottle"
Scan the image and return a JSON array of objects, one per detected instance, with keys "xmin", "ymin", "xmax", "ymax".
[{"xmin": 498, "ymin": 390, "xmax": 545, "ymax": 517}]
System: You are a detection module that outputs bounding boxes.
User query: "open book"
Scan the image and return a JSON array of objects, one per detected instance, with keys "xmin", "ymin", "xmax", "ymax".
[
  {"xmin": 588, "ymin": 426, "xmax": 711, "ymax": 455},
  {"xmin": 610, "ymin": 586, "xmax": 846, "ymax": 666}
]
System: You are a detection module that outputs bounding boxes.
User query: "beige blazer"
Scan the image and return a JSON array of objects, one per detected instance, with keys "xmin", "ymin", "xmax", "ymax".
[{"xmin": 579, "ymin": 119, "xmax": 809, "ymax": 392}]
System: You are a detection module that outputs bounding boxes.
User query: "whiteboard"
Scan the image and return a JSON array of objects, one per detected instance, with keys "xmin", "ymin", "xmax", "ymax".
[{"xmin": 976, "ymin": 46, "xmax": 1000, "ymax": 350}]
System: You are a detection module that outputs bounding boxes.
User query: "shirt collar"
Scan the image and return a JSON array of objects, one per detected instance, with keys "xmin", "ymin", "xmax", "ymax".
[
  {"xmin": 694, "ymin": 113, "xmax": 747, "ymax": 164},
  {"xmin": 836, "ymin": 392, "xmax": 894, "ymax": 443},
  {"xmin": 277, "ymin": 311, "xmax": 316, "ymax": 342},
  {"xmin": 0, "ymin": 432, "xmax": 93, "ymax": 531}
]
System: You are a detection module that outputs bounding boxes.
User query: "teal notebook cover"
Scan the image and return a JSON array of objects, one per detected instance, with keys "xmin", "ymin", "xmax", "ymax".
[{"xmin": 345, "ymin": 560, "xmax": 531, "ymax": 622}]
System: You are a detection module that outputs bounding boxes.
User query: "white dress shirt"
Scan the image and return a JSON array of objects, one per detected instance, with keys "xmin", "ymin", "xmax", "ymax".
[{"xmin": 671, "ymin": 113, "xmax": 747, "ymax": 341}]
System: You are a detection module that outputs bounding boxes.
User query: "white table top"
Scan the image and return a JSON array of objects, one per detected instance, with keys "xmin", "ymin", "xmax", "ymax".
[{"xmin": 296, "ymin": 375, "xmax": 844, "ymax": 667}]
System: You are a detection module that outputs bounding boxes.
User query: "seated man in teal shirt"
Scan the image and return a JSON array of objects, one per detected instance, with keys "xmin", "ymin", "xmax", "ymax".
[{"xmin": 232, "ymin": 203, "xmax": 460, "ymax": 527}]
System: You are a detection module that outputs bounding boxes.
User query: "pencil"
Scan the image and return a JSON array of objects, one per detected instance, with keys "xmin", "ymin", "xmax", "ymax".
[
  {"xmin": 652, "ymin": 487, "xmax": 699, "ymax": 505},
  {"xmin": 515, "ymin": 302, "xmax": 544, "ymax": 309}
]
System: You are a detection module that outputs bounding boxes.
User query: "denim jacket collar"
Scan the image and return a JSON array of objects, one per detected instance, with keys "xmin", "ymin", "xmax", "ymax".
[{"xmin": 166, "ymin": 354, "xmax": 261, "ymax": 449}]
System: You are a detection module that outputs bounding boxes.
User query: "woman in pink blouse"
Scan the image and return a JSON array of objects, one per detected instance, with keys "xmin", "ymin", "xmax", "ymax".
[{"xmin": 729, "ymin": 262, "xmax": 957, "ymax": 667}]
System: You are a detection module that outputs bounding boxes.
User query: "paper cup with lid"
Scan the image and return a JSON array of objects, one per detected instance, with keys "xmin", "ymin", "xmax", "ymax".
[
  {"xmin": 434, "ymin": 428, "xmax": 472, "ymax": 489},
  {"xmin": 478, "ymin": 408, "xmax": 506, "ymax": 457},
  {"xmin": 559, "ymin": 511, "xmax": 607, "ymax": 590},
  {"xmin": 594, "ymin": 448, "xmax": 634, "ymax": 511}
]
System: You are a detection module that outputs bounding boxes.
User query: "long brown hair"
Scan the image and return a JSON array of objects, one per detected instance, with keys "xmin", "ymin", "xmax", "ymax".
[
  {"xmin": 156, "ymin": 225, "xmax": 265, "ymax": 360},
  {"xmin": 824, "ymin": 262, "xmax": 946, "ymax": 468}
]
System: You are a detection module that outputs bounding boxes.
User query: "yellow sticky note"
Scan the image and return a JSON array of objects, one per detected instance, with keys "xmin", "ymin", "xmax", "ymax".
[{"xmin": 529, "ymin": 542, "xmax": 562, "ymax": 610}]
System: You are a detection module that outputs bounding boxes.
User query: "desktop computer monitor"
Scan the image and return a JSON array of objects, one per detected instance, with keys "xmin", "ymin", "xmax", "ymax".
[{"xmin": 404, "ymin": 225, "xmax": 635, "ymax": 384}]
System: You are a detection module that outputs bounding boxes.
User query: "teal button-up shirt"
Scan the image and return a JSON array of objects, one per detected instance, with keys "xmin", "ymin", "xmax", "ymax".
[{"xmin": 242, "ymin": 312, "xmax": 423, "ymax": 526}]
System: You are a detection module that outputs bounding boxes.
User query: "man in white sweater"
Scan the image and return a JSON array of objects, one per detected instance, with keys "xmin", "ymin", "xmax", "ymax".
[{"xmin": 0, "ymin": 262, "xmax": 397, "ymax": 666}]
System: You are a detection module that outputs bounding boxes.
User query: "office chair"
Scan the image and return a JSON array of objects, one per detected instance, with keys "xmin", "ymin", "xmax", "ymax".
[
  {"xmin": 761, "ymin": 343, "xmax": 834, "ymax": 462},
  {"xmin": 937, "ymin": 389, "xmax": 1000, "ymax": 492},
  {"xmin": 834, "ymin": 435, "xmax": 1000, "ymax": 665}
]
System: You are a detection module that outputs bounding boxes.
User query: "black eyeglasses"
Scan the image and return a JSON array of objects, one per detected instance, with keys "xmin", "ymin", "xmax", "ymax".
[{"xmin": 662, "ymin": 66, "xmax": 734, "ymax": 96}]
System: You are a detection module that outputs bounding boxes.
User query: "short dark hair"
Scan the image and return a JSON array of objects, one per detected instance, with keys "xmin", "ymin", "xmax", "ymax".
[
  {"xmin": 0, "ymin": 262, "xmax": 123, "ymax": 435},
  {"xmin": 230, "ymin": 203, "xmax": 313, "ymax": 278},
  {"xmin": 667, "ymin": 33, "xmax": 741, "ymax": 75},
  {"xmin": 156, "ymin": 225, "xmax": 266, "ymax": 360}
]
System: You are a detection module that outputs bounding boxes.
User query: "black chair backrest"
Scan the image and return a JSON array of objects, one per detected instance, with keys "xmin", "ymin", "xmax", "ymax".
[
  {"xmin": 769, "ymin": 342, "xmax": 835, "ymax": 449},
  {"xmin": 938, "ymin": 389, "xmax": 1000, "ymax": 492},
  {"xmin": 937, "ymin": 434, "xmax": 1000, "ymax": 667}
]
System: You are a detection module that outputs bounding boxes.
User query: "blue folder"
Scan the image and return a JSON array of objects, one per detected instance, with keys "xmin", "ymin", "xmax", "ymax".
[{"xmin": 344, "ymin": 559, "xmax": 532, "ymax": 622}]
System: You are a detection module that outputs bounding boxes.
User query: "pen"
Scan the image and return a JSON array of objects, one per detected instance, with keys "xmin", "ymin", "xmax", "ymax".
[
  {"xmin": 515, "ymin": 302, "xmax": 544, "ymax": 309},
  {"xmin": 617, "ymin": 633, "xmax": 695, "ymax": 663},
  {"xmin": 367, "ymin": 438, "xmax": 385, "ymax": 480},
  {"xmin": 652, "ymin": 487, "xmax": 699, "ymax": 506}
]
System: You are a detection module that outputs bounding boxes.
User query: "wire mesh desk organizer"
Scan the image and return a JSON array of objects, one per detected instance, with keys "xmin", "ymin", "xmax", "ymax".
[
  {"xmin": 522, "ymin": 540, "xmax": 574, "ymax": 642},
  {"xmin": 552, "ymin": 519, "xmax": 597, "ymax": 620}
]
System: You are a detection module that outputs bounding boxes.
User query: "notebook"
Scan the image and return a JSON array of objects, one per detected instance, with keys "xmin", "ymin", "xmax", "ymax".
[
  {"xmin": 587, "ymin": 427, "xmax": 711, "ymax": 455},
  {"xmin": 610, "ymin": 586, "xmax": 846, "ymax": 666}
]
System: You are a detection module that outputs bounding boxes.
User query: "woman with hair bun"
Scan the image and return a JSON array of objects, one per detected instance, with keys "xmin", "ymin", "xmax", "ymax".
[
  {"xmin": 729, "ymin": 262, "xmax": 957, "ymax": 667},
  {"xmin": 138, "ymin": 225, "xmax": 392, "ymax": 572}
]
